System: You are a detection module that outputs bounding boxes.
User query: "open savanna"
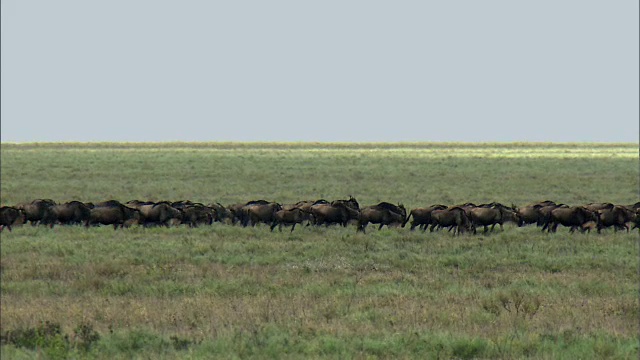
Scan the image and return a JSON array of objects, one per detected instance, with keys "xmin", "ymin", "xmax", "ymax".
[{"xmin": 1, "ymin": 142, "xmax": 638, "ymax": 359}]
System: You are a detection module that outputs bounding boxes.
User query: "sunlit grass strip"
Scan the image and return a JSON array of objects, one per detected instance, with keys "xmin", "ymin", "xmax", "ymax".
[{"xmin": 2, "ymin": 143, "xmax": 637, "ymax": 158}]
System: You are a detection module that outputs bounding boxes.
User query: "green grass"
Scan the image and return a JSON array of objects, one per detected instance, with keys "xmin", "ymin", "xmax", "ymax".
[{"xmin": 1, "ymin": 142, "xmax": 638, "ymax": 359}]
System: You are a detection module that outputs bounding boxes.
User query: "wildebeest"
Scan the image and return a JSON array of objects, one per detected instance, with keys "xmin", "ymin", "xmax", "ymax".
[
  {"xmin": 226, "ymin": 203, "xmax": 248, "ymax": 225},
  {"xmin": 42, "ymin": 201, "xmax": 91, "ymax": 228},
  {"xmin": 226, "ymin": 200, "xmax": 272, "ymax": 226},
  {"xmin": 181, "ymin": 204, "xmax": 214, "ymax": 227},
  {"xmin": 515, "ymin": 205, "xmax": 543, "ymax": 227},
  {"xmin": 134, "ymin": 202, "xmax": 183, "ymax": 227},
  {"xmin": 0, "ymin": 206, "xmax": 25, "ymax": 232},
  {"xmin": 467, "ymin": 203, "xmax": 519, "ymax": 234},
  {"xmin": 357, "ymin": 202, "xmax": 406, "ymax": 233},
  {"xmin": 331, "ymin": 196, "xmax": 360, "ymax": 212},
  {"xmin": 282, "ymin": 200, "xmax": 320, "ymax": 225},
  {"xmin": 430, "ymin": 207, "xmax": 473, "ymax": 235},
  {"xmin": 632, "ymin": 209, "xmax": 640, "ymax": 231},
  {"xmin": 310, "ymin": 202, "xmax": 359, "ymax": 227},
  {"xmin": 595, "ymin": 205, "xmax": 636, "ymax": 233},
  {"xmin": 538, "ymin": 204, "xmax": 569, "ymax": 229},
  {"xmin": 242, "ymin": 201, "xmax": 282, "ymax": 227},
  {"xmin": 87, "ymin": 205, "xmax": 141, "ymax": 229},
  {"xmin": 282, "ymin": 200, "xmax": 316, "ymax": 226},
  {"xmin": 543, "ymin": 206, "xmax": 597, "ymax": 233},
  {"xmin": 270, "ymin": 208, "xmax": 308, "ymax": 232},
  {"xmin": 16, "ymin": 199, "xmax": 56, "ymax": 226},
  {"xmin": 208, "ymin": 203, "xmax": 232, "ymax": 224},
  {"xmin": 402, "ymin": 204, "xmax": 447, "ymax": 231}
]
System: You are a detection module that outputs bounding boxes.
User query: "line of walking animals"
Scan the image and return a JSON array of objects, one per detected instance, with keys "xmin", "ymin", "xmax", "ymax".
[{"xmin": 1, "ymin": 197, "xmax": 639, "ymax": 235}]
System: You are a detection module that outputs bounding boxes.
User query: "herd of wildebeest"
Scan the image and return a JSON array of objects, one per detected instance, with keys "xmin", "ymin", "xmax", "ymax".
[{"xmin": 1, "ymin": 197, "xmax": 639, "ymax": 235}]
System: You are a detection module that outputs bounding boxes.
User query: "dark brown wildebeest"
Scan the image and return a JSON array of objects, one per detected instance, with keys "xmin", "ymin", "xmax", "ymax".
[
  {"xmin": 515, "ymin": 205, "xmax": 543, "ymax": 227},
  {"xmin": 16, "ymin": 199, "xmax": 56, "ymax": 226},
  {"xmin": 270, "ymin": 208, "xmax": 308, "ymax": 232},
  {"xmin": 331, "ymin": 196, "xmax": 360, "ymax": 212},
  {"xmin": 282, "ymin": 200, "xmax": 320, "ymax": 225},
  {"xmin": 429, "ymin": 207, "xmax": 473, "ymax": 235},
  {"xmin": 357, "ymin": 202, "xmax": 406, "ymax": 233},
  {"xmin": 595, "ymin": 205, "xmax": 636, "ymax": 233},
  {"xmin": 513, "ymin": 200, "xmax": 559, "ymax": 227},
  {"xmin": 226, "ymin": 203, "xmax": 248, "ymax": 225},
  {"xmin": 632, "ymin": 209, "xmax": 640, "ymax": 231},
  {"xmin": 310, "ymin": 201, "xmax": 360, "ymax": 227},
  {"xmin": 181, "ymin": 204, "xmax": 214, "ymax": 227},
  {"xmin": 136, "ymin": 202, "xmax": 183, "ymax": 227},
  {"xmin": 0, "ymin": 206, "xmax": 25, "ymax": 232},
  {"xmin": 544, "ymin": 206, "xmax": 597, "ymax": 233},
  {"xmin": 207, "ymin": 203, "xmax": 232, "ymax": 224},
  {"xmin": 242, "ymin": 201, "xmax": 282, "ymax": 227},
  {"xmin": 227, "ymin": 200, "xmax": 271, "ymax": 226},
  {"xmin": 538, "ymin": 204, "xmax": 569, "ymax": 229},
  {"xmin": 42, "ymin": 201, "xmax": 91, "ymax": 228},
  {"xmin": 402, "ymin": 204, "xmax": 448, "ymax": 231},
  {"xmin": 87, "ymin": 205, "xmax": 141, "ymax": 229},
  {"xmin": 467, "ymin": 203, "xmax": 519, "ymax": 234}
]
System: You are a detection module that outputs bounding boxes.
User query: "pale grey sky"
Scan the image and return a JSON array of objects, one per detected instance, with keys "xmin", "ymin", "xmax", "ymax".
[{"xmin": 1, "ymin": 1, "xmax": 638, "ymax": 143}]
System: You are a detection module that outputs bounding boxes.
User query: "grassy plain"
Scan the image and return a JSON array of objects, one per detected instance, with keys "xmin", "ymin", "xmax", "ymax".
[{"xmin": 0, "ymin": 142, "xmax": 638, "ymax": 359}]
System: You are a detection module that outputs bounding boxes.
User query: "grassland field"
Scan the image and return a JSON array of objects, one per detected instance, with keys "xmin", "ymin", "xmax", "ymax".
[{"xmin": 0, "ymin": 142, "xmax": 638, "ymax": 359}]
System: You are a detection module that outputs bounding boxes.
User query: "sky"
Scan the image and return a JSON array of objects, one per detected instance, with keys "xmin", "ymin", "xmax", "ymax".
[{"xmin": 1, "ymin": 1, "xmax": 638, "ymax": 143}]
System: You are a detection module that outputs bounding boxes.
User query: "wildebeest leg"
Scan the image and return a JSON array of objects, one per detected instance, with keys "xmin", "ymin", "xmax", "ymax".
[
  {"xmin": 378, "ymin": 223, "xmax": 384, "ymax": 231},
  {"xmin": 541, "ymin": 220, "xmax": 550, "ymax": 232},
  {"xmin": 546, "ymin": 221, "xmax": 554, "ymax": 233},
  {"xmin": 614, "ymin": 224, "xmax": 627, "ymax": 232},
  {"xmin": 290, "ymin": 224, "xmax": 296, "ymax": 233}
]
